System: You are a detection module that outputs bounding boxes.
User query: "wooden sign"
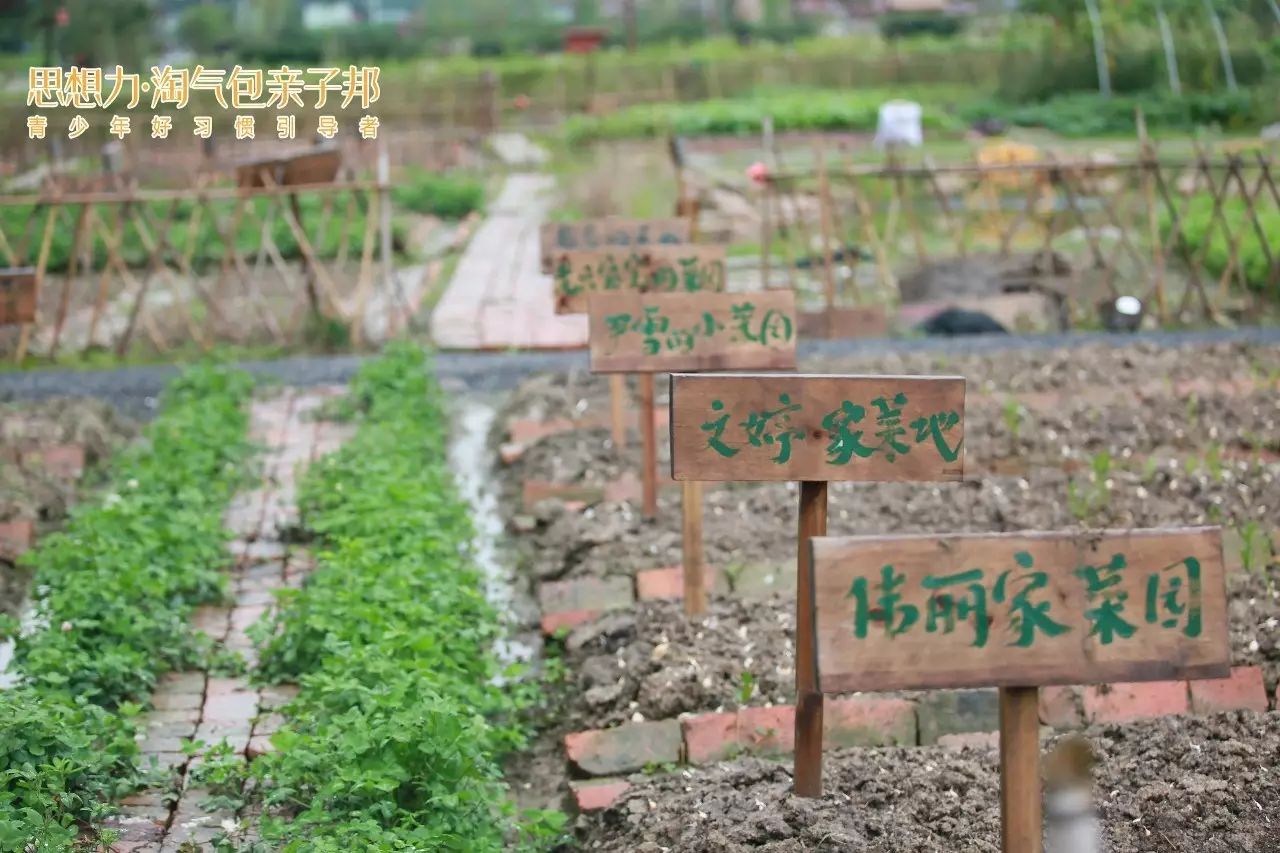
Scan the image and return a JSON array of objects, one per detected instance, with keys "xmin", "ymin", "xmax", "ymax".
[
  {"xmin": 669, "ymin": 374, "xmax": 965, "ymax": 482},
  {"xmin": 588, "ymin": 291, "xmax": 797, "ymax": 373},
  {"xmin": 552, "ymin": 245, "xmax": 726, "ymax": 314},
  {"xmin": 539, "ymin": 218, "xmax": 690, "ymax": 272},
  {"xmin": 235, "ymin": 149, "xmax": 341, "ymax": 188},
  {"xmin": 809, "ymin": 527, "xmax": 1228, "ymax": 694},
  {"xmin": 0, "ymin": 268, "xmax": 37, "ymax": 326}
]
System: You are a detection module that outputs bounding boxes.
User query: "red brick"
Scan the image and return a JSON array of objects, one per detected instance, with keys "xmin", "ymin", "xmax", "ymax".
[
  {"xmin": 570, "ymin": 778, "xmax": 632, "ymax": 812},
  {"xmin": 202, "ymin": 679, "xmax": 259, "ymax": 724},
  {"xmin": 681, "ymin": 711, "xmax": 737, "ymax": 764},
  {"xmin": 602, "ymin": 471, "xmax": 643, "ymax": 504},
  {"xmin": 538, "ymin": 575, "xmax": 634, "ymax": 635},
  {"xmin": 1189, "ymin": 667, "xmax": 1268, "ymax": 714},
  {"xmin": 737, "ymin": 705, "xmax": 795, "ymax": 756},
  {"xmin": 541, "ymin": 608, "xmax": 602, "ymax": 635},
  {"xmin": 522, "ymin": 480, "xmax": 605, "ymax": 509},
  {"xmin": 247, "ymin": 734, "xmax": 275, "ymax": 758},
  {"xmin": 1039, "ymin": 685, "xmax": 1084, "ymax": 729},
  {"xmin": 27, "ymin": 444, "xmax": 85, "ymax": 480},
  {"xmin": 937, "ymin": 731, "xmax": 1000, "ymax": 750},
  {"xmin": 0, "ymin": 518, "xmax": 34, "ymax": 561},
  {"xmin": 635, "ymin": 565, "xmax": 721, "ymax": 601},
  {"xmin": 509, "ymin": 417, "xmax": 577, "ymax": 445},
  {"xmin": 824, "ymin": 696, "xmax": 917, "ymax": 747},
  {"xmin": 564, "ymin": 720, "xmax": 682, "ymax": 775},
  {"xmin": 1083, "ymin": 681, "xmax": 1189, "ymax": 724},
  {"xmin": 916, "ymin": 689, "xmax": 999, "ymax": 744},
  {"xmin": 563, "ymin": 500, "xmax": 588, "ymax": 514},
  {"xmin": 152, "ymin": 692, "xmax": 203, "ymax": 712}
]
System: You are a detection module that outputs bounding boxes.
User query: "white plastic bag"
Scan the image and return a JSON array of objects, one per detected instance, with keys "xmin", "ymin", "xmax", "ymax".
[{"xmin": 874, "ymin": 100, "xmax": 924, "ymax": 149}]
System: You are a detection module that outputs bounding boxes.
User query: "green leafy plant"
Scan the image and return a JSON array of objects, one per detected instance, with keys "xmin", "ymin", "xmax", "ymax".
[
  {"xmin": 238, "ymin": 342, "xmax": 565, "ymax": 849},
  {"xmin": 1239, "ymin": 521, "xmax": 1275, "ymax": 574},
  {"xmin": 1002, "ymin": 398, "xmax": 1026, "ymax": 443},
  {"xmin": 738, "ymin": 671, "xmax": 757, "ymax": 705},
  {"xmin": 392, "ymin": 169, "xmax": 486, "ymax": 220},
  {"xmin": 0, "ymin": 365, "xmax": 254, "ymax": 847}
]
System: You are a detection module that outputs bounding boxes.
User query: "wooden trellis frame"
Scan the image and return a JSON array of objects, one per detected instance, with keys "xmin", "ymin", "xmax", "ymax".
[
  {"xmin": 0, "ymin": 177, "xmax": 399, "ymax": 363},
  {"xmin": 760, "ymin": 147, "xmax": 1280, "ymax": 326}
]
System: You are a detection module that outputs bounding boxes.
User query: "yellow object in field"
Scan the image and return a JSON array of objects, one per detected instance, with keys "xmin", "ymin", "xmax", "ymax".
[
  {"xmin": 967, "ymin": 140, "xmax": 1053, "ymax": 245},
  {"xmin": 975, "ymin": 140, "xmax": 1044, "ymax": 190}
]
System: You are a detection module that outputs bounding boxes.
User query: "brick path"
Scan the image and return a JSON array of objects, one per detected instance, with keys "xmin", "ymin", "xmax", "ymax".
[
  {"xmin": 429, "ymin": 173, "xmax": 587, "ymax": 350},
  {"xmin": 104, "ymin": 387, "xmax": 353, "ymax": 852}
]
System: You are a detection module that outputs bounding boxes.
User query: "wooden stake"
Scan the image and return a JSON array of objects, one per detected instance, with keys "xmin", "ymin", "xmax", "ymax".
[
  {"xmin": 681, "ymin": 479, "xmax": 705, "ymax": 616},
  {"xmin": 1000, "ymin": 686, "xmax": 1043, "ymax": 853},
  {"xmin": 638, "ymin": 372, "xmax": 658, "ymax": 518},
  {"xmin": 609, "ymin": 373, "xmax": 629, "ymax": 449},
  {"xmin": 793, "ymin": 480, "xmax": 828, "ymax": 797}
]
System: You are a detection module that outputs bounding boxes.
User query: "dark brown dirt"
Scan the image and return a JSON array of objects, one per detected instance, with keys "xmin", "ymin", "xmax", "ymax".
[
  {"xmin": 0, "ymin": 398, "xmax": 135, "ymax": 617},
  {"xmin": 577, "ymin": 712, "xmax": 1280, "ymax": 853},
  {"xmin": 493, "ymin": 342, "xmax": 1278, "ymax": 431},
  {"xmin": 560, "ymin": 596, "xmax": 797, "ymax": 730}
]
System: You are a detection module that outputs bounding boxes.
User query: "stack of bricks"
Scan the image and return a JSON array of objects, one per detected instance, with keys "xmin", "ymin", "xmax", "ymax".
[
  {"xmin": 104, "ymin": 387, "xmax": 352, "ymax": 851},
  {"xmin": 562, "ymin": 669, "xmax": 1272, "ymax": 813}
]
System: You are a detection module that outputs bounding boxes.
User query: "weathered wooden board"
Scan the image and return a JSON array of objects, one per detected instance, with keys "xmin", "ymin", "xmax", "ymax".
[
  {"xmin": 589, "ymin": 290, "xmax": 797, "ymax": 373},
  {"xmin": 0, "ymin": 268, "xmax": 37, "ymax": 326},
  {"xmin": 810, "ymin": 527, "xmax": 1228, "ymax": 693},
  {"xmin": 540, "ymin": 218, "xmax": 691, "ymax": 272},
  {"xmin": 669, "ymin": 373, "xmax": 965, "ymax": 482},
  {"xmin": 552, "ymin": 244, "xmax": 726, "ymax": 314}
]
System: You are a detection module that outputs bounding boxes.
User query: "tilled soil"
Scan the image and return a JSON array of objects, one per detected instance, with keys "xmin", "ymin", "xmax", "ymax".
[
  {"xmin": 577, "ymin": 711, "xmax": 1280, "ymax": 853},
  {"xmin": 0, "ymin": 398, "xmax": 135, "ymax": 616},
  {"xmin": 556, "ymin": 563, "xmax": 1280, "ymax": 732},
  {"xmin": 491, "ymin": 342, "xmax": 1279, "ymax": 432},
  {"xmin": 515, "ymin": 461, "xmax": 1277, "ymax": 586},
  {"xmin": 560, "ymin": 596, "xmax": 797, "ymax": 730}
]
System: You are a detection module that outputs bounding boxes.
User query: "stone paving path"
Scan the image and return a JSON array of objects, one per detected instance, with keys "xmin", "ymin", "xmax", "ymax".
[
  {"xmin": 104, "ymin": 386, "xmax": 352, "ymax": 852},
  {"xmin": 429, "ymin": 172, "xmax": 588, "ymax": 350}
]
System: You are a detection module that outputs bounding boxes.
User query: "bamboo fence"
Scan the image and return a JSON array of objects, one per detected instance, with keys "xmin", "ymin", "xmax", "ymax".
[
  {"xmin": 751, "ymin": 143, "xmax": 1279, "ymax": 326},
  {"xmin": 0, "ymin": 168, "xmax": 404, "ymax": 362}
]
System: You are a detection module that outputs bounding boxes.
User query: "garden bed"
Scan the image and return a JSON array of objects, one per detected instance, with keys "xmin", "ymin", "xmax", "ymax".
[
  {"xmin": 576, "ymin": 711, "xmax": 1280, "ymax": 852},
  {"xmin": 492, "ymin": 338, "xmax": 1280, "ymax": 833}
]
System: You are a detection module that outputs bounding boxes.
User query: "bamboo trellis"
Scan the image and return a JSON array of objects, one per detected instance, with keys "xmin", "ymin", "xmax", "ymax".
[
  {"xmin": 758, "ymin": 145, "xmax": 1280, "ymax": 326},
  {"xmin": 0, "ymin": 176, "xmax": 404, "ymax": 362}
]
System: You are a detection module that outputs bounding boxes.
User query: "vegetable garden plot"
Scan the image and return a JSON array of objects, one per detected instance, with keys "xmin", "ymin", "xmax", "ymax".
[{"xmin": 494, "ymin": 338, "xmax": 1280, "ymax": 846}]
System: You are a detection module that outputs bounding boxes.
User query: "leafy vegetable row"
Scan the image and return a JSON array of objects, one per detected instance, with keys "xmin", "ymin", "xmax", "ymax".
[
  {"xmin": 0, "ymin": 365, "xmax": 255, "ymax": 851},
  {"xmin": 221, "ymin": 342, "xmax": 563, "ymax": 849}
]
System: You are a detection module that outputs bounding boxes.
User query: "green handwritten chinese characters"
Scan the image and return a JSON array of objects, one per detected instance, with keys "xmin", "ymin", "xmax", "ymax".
[
  {"xmin": 555, "ymin": 250, "xmax": 725, "ymax": 300},
  {"xmin": 701, "ymin": 391, "xmax": 962, "ymax": 466},
  {"xmin": 845, "ymin": 551, "xmax": 1203, "ymax": 648},
  {"xmin": 605, "ymin": 300, "xmax": 794, "ymax": 356}
]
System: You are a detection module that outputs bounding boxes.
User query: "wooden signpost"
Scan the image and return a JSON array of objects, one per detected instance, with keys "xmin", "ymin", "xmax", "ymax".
[
  {"xmin": 589, "ymin": 292, "xmax": 798, "ymax": 614},
  {"xmin": 808, "ymin": 527, "xmax": 1228, "ymax": 853},
  {"xmin": 669, "ymin": 372, "xmax": 966, "ymax": 792},
  {"xmin": 0, "ymin": 268, "xmax": 37, "ymax": 327},
  {"xmin": 551, "ymin": 244, "xmax": 726, "ymax": 315},
  {"xmin": 539, "ymin": 218, "xmax": 691, "ymax": 273}
]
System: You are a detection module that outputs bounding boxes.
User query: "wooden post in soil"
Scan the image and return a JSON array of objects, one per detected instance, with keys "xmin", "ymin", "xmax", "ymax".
[
  {"xmin": 590, "ymin": 291, "xmax": 798, "ymax": 611},
  {"xmin": 1000, "ymin": 686, "xmax": 1043, "ymax": 853},
  {"xmin": 670, "ymin": 373, "xmax": 967, "ymax": 796},
  {"xmin": 807, "ymin": 527, "xmax": 1230, "ymax": 845},
  {"xmin": 638, "ymin": 371, "xmax": 659, "ymax": 518},
  {"xmin": 609, "ymin": 374, "xmax": 629, "ymax": 449},
  {"xmin": 793, "ymin": 480, "xmax": 827, "ymax": 796},
  {"xmin": 681, "ymin": 479, "xmax": 705, "ymax": 614}
]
